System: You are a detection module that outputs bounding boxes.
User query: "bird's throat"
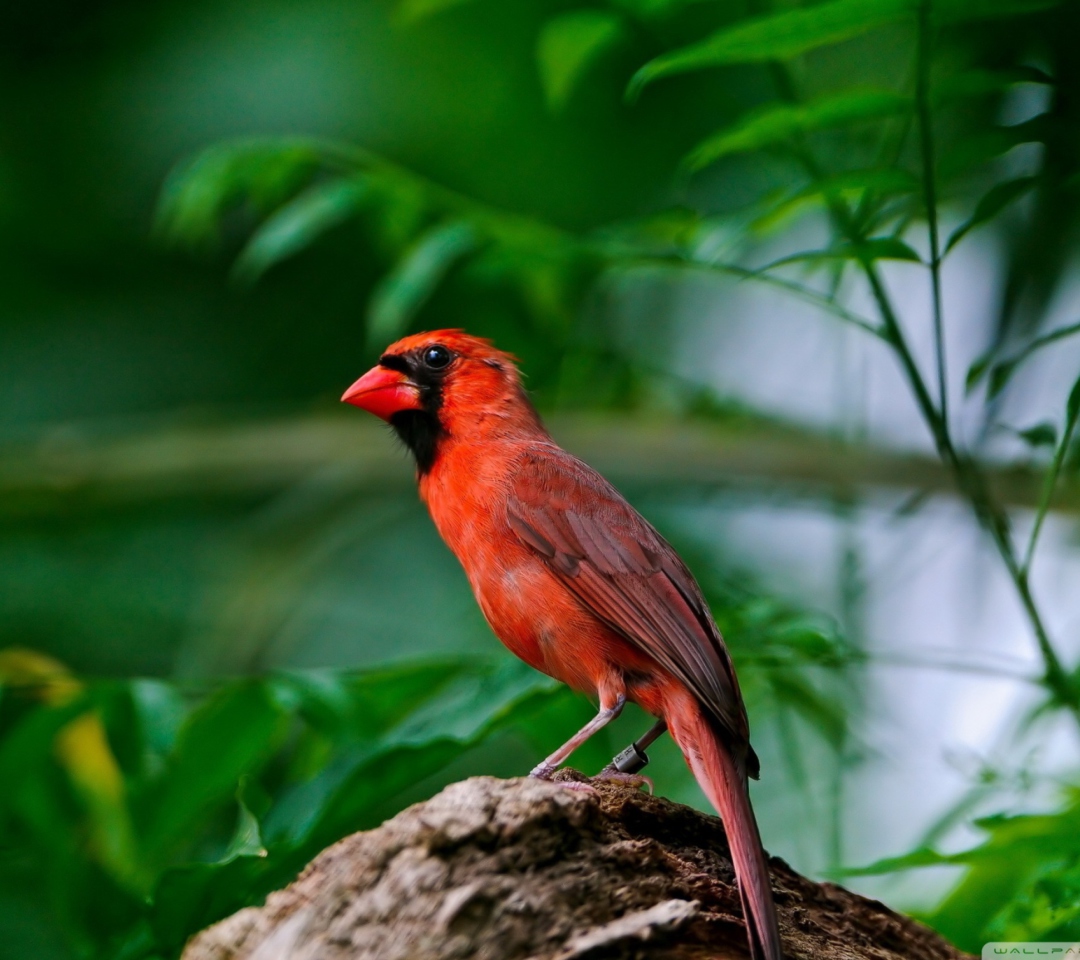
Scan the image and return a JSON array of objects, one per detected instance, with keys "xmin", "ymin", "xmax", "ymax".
[{"xmin": 389, "ymin": 408, "xmax": 444, "ymax": 475}]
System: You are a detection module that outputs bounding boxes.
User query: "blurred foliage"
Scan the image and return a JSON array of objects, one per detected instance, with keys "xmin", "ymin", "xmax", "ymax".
[
  {"xmin": 0, "ymin": 573, "xmax": 854, "ymax": 959},
  {"xmin": 0, "ymin": 648, "xmax": 575, "ymax": 958},
  {"xmin": 854, "ymin": 792, "xmax": 1080, "ymax": 947},
  {"xmin": 4, "ymin": 0, "xmax": 1080, "ymax": 954}
]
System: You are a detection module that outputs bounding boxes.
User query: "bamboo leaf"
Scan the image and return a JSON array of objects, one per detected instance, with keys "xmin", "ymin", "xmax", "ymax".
[
  {"xmin": 155, "ymin": 141, "xmax": 322, "ymax": 251},
  {"xmin": 968, "ymin": 320, "xmax": 1080, "ymax": 397},
  {"xmin": 1068, "ymin": 374, "xmax": 1080, "ymax": 423},
  {"xmin": 685, "ymin": 90, "xmax": 910, "ymax": 171},
  {"xmin": 852, "ymin": 237, "xmax": 922, "ymax": 263},
  {"xmin": 988, "ymin": 357, "xmax": 1022, "ymax": 399},
  {"xmin": 965, "ymin": 351, "xmax": 993, "ymax": 394},
  {"xmin": 1017, "ymin": 422, "xmax": 1057, "ymax": 448},
  {"xmin": 762, "ymin": 237, "xmax": 921, "ymax": 271},
  {"xmin": 233, "ymin": 179, "xmax": 367, "ymax": 284},
  {"xmin": 628, "ymin": 0, "xmax": 913, "ymax": 98},
  {"xmin": 753, "ymin": 169, "xmax": 919, "ymax": 234},
  {"xmin": 366, "ymin": 221, "xmax": 478, "ymax": 347},
  {"xmin": 537, "ymin": 10, "xmax": 627, "ymax": 113},
  {"xmin": 846, "ymin": 845, "xmax": 954, "ymax": 875},
  {"xmin": 945, "ymin": 177, "xmax": 1037, "ymax": 253}
]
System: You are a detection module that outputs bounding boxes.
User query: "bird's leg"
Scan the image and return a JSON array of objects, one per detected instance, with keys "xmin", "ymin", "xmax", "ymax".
[
  {"xmin": 596, "ymin": 718, "xmax": 668, "ymax": 788},
  {"xmin": 529, "ymin": 694, "xmax": 625, "ymax": 780}
]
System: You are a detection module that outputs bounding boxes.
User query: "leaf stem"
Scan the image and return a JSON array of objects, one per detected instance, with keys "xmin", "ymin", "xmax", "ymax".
[
  {"xmin": 1022, "ymin": 397, "xmax": 1080, "ymax": 575},
  {"xmin": 861, "ymin": 262, "xmax": 1079, "ymax": 719},
  {"xmin": 773, "ymin": 29, "xmax": 1080, "ymax": 717},
  {"xmin": 916, "ymin": 0, "xmax": 948, "ymax": 428}
]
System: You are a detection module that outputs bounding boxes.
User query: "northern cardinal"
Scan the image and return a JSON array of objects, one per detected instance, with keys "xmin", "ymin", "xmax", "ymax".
[{"xmin": 343, "ymin": 330, "xmax": 782, "ymax": 960}]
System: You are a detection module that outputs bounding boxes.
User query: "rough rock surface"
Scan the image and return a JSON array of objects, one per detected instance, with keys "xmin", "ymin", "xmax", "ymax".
[{"xmin": 182, "ymin": 773, "xmax": 971, "ymax": 960}]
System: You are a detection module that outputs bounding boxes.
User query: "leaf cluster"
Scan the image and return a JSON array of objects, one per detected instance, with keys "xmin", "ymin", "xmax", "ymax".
[
  {"xmin": 854, "ymin": 791, "xmax": 1080, "ymax": 948},
  {"xmin": 0, "ymin": 648, "xmax": 573, "ymax": 959}
]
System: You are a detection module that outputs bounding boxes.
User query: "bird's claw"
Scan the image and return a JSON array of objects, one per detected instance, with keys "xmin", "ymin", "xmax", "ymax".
[
  {"xmin": 593, "ymin": 768, "xmax": 654, "ymax": 794},
  {"xmin": 530, "ymin": 765, "xmax": 599, "ymax": 796}
]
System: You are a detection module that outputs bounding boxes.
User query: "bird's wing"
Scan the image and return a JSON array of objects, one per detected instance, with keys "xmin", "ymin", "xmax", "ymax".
[{"xmin": 506, "ymin": 444, "xmax": 752, "ymax": 758}]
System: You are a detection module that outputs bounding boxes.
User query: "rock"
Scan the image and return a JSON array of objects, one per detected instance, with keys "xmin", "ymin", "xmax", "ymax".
[{"xmin": 181, "ymin": 773, "xmax": 971, "ymax": 960}]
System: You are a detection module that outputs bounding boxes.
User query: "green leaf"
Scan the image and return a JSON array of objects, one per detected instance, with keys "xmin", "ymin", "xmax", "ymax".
[
  {"xmin": 536, "ymin": 10, "xmax": 627, "ymax": 113},
  {"xmin": 847, "ymin": 845, "xmax": 955, "ymax": 875},
  {"xmin": 128, "ymin": 679, "xmax": 187, "ymax": 766},
  {"xmin": 988, "ymin": 356, "xmax": 1022, "ymax": 399},
  {"xmin": 1068, "ymin": 374, "xmax": 1080, "ymax": 424},
  {"xmin": 279, "ymin": 661, "xmax": 465, "ymax": 741},
  {"xmin": 149, "ymin": 853, "xmax": 276, "ymax": 953},
  {"xmin": 0, "ymin": 696, "xmax": 91, "ymax": 831},
  {"xmin": 851, "ymin": 237, "xmax": 922, "ymax": 262},
  {"xmin": 762, "ymin": 237, "xmax": 921, "ymax": 271},
  {"xmin": 628, "ymin": 0, "xmax": 913, "ymax": 98},
  {"xmin": 147, "ymin": 785, "xmax": 275, "ymax": 951},
  {"xmin": 945, "ymin": 177, "xmax": 1037, "ymax": 253},
  {"xmin": 970, "ymin": 321, "xmax": 1080, "ymax": 398},
  {"xmin": 988, "ymin": 858, "xmax": 1080, "ymax": 939},
  {"xmin": 138, "ymin": 681, "xmax": 289, "ymax": 867},
  {"xmin": 155, "ymin": 141, "xmax": 322, "ymax": 251},
  {"xmin": 751, "ymin": 170, "xmax": 920, "ymax": 236},
  {"xmin": 232, "ymin": 179, "xmax": 367, "ymax": 284},
  {"xmin": 753, "ymin": 169, "xmax": 919, "ymax": 234},
  {"xmin": 274, "ymin": 658, "xmax": 558, "ymax": 849},
  {"xmin": 685, "ymin": 90, "xmax": 910, "ymax": 171},
  {"xmin": 223, "ymin": 788, "xmax": 267, "ymax": 861},
  {"xmin": 366, "ymin": 220, "xmax": 477, "ymax": 347},
  {"xmin": 965, "ymin": 350, "xmax": 994, "ymax": 394},
  {"xmin": 388, "ymin": 656, "xmax": 556, "ymax": 747},
  {"xmin": 1018, "ymin": 422, "xmax": 1058, "ymax": 448},
  {"xmin": 853, "ymin": 798, "xmax": 1080, "ymax": 949},
  {"xmin": 929, "ymin": 807, "xmax": 1080, "ymax": 948}
]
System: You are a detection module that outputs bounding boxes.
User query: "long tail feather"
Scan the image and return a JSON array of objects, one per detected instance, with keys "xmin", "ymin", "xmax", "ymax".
[{"xmin": 668, "ymin": 698, "xmax": 782, "ymax": 960}]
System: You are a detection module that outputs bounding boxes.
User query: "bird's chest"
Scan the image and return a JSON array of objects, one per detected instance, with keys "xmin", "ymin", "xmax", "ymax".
[{"xmin": 419, "ymin": 456, "xmax": 586, "ymax": 682}]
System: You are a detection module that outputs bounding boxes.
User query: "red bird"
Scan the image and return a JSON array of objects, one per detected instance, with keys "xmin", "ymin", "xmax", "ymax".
[{"xmin": 343, "ymin": 331, "xmax": 782, "ymax": 960}]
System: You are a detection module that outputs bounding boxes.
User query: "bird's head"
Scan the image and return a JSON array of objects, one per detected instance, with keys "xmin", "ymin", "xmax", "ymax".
[{"xmin": 342, "ymin": 330, "xmax": 544, "ymax": 472}]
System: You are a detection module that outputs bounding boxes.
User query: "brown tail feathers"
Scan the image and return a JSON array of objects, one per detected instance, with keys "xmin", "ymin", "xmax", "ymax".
[{"xmin": 668, "ymin": 697, "xmax": 782, "ymax": 960}]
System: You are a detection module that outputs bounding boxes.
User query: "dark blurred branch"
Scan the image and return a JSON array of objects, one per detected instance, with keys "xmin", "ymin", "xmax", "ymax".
[{"xmin": 0, "ymin": 413, "xmax": 1075, "ymax": 517}]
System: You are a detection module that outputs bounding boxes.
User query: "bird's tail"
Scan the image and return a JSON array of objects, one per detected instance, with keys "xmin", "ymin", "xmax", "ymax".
[{"xmin": 667, "ymin": 697, "xmax": 782, "ymax": 960}]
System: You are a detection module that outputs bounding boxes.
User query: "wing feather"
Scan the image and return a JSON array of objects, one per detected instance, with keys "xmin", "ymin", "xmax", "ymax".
[{"xmin": 506, "ymin": 444, "xmax": 752, "ymax": 753}]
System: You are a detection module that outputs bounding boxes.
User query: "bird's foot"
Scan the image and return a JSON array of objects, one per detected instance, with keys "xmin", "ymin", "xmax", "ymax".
[
  {"xmin": 592, "ymin": 767, "xmax": 654, "ymax": 794},
  {"xmin": 530, "ymin": 764, "xmax": 599, "ymax": 795}
]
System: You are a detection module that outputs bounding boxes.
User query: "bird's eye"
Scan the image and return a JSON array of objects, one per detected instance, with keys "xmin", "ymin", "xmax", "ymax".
[{"xmin": 422, "ymin": 345, "xmax": 452, "ymax": 369}]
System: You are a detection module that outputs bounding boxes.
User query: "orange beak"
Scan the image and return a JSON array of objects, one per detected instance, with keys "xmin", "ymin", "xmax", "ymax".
[{"xmin": 341, "ymin": 365, "xmax": 423, "ymax": 421}]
